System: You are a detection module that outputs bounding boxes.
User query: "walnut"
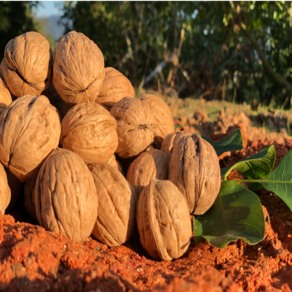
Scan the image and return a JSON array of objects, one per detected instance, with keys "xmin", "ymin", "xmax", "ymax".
[
  {"xmin": 89, "ymin": 163, "xmax": 137, "ymax": 247},
  {"xmin": 169, "ymin": 134, "xmax": 221, "ymax": 215},
  {"xmin": 35, "ymin": 148, "xmax": 98, "ymax": 243},
  {"xmin": 53, "ymin": 31, "xmax": 105, "ymax": 106},
  {"xmin": 0, "ymin": 32, "xmax": 53, "ymax": 97},
  {"xmin": 61, "ymin": 103, "xmax": 118, "ymax": 164},
  {"xmin": 161, "ymin": 131, "xmax": 190, "ymax": 160},
  {"xmin": 0, "ymin": 95, "xmax": 61, "ymax": 182},
  {"xmin": 24, "ymin": 176, "xmax": 37, "ymax": 219},
  {"xmin": 0, "ymin": 77, "xmax": 12, "ymax": 115},
  {"xmin": 127, "ymin": 149, "xmax": 169, "ymax": 197},
  {"xmin": 110, "ymin": 94, "xmax": 173, "ymax": 158},
  {"xmin": 96, "ymin": 67, "xmax": 135, "ymax": 110},
  {"xmin": 0, "ymin": 163, "xmax": 11, "ymax": 215},
  {"xmin": 136, "ymin": 179, "xmax": 192, "ymax": 260}
]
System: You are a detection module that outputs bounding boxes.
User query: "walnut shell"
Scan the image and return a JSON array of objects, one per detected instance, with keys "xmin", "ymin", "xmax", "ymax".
[
  {"xmin": 61, "ymin": 103, "xmax": 118, "ymax": 164},
  {"xmin": 137, "ymin": 179, "xmax": 192, "ymax": 261},
  {"xmin": 127, "ymin": 149, "xmax": 169, "ymax": 197},
  {"xmin": 110, "ymin": 94, "xmax": 173, "ymax": 158},
  {"xmin": 108, "ymin": 155, "xmax": 124, "ymax": 175},
  {"xmin": 0, "ymin": 95, "xmax": 61, "ymax": 182},
  {"xmin": 35, "ymin": 148, "xmax": 98, "ymax": 242},
  {"xmin": 0, "ymin": 162, "xmax": 11, "ymax": 215},
  {"xmin": 89, "ymin": 163, "xmax": 137, "ymax": 247},
  {"xmin": 24, "ymin": 176, "xmax": 37, "ymax": 219},
  {"xmin": 0, "ymin": 77, "xmax": 12, "ymax": 115},
  {"xmin": 0, "ymin": 32, "xmax": 53, "ymax": 97},
  {"xmin": 161, "ymin": 132, "xmax": 190, "ymax": 160},
  {"xmin": 169, "ymin": 134, "xmax": 221, "ymax": 214},
  {"xmin": 53, "ymin": 31, "xmax": 105, "ymax": 106},
  {"xmin": 96, "ymin": 67, "xmax": 135, "ymax": 110},
  {"xmin": 139, "ymin": 94, "xmax": 173, "ymax": 148}
]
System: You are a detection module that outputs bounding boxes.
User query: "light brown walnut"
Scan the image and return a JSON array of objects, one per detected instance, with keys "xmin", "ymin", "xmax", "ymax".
[
  {"xmin": 127, "ymin": 149, "xmax": 169, "ymax": 197},
  {"xmin": 137, "ymin": 179, "xmax": 192, "ymax": 261},
  {"xmin": 89, "ymin": 163, "xmax": 137, "ymax": 247},
  {"xmin": 107, "ymin": 155, "xmax": 124, "ymax": 175},
  {"xmin": 169, "ymin": 133, "xmax": 221, "ymax": 215},
  {"xmin": 35, "ymin": 148, "xmax": 98, "ymax": 243},
  {"xmin": 96, "ymin": 67, "xmax": 135, "ymax": 110},
  {"xmin": 0, "ymin": 95, "xmax": 61, "ymax": 182},
  {"xmin": 53, "ymin": 31, "xmax": 105, "ymax": 105},
  {"xmin": 61, "ymin": 103, "xmax": 118, "ymax": 164},
  {"xmin": 110, "ymin": 94, "xmax": 173, "ymax": 158},
  {"xmin": 0, "ymin": 32, "xmax": 53, "ymax": 97}
]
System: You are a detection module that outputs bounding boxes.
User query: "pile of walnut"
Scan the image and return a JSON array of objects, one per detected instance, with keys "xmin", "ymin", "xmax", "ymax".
[{"xmin": 0, "ymin": 31, "xmax": 221, "ymax": 261}]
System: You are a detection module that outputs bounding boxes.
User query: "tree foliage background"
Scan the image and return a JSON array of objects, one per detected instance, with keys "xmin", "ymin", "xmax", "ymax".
[{"xmin": 2, "ymin": 1, "xmax": 292, "ymax": 108}]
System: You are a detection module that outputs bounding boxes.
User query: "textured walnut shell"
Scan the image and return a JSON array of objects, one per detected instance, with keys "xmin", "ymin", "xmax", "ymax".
[
  {"xmin": 127, "ymin": 149, "xmax": 169, "ymax": 197},
  {"xmin": 0, "ymin": 77, "xmax": 12, "ymax": 115},
  {"xmin": 161, "ymin": 132, "xmax": 190, "ymax": 160},
  {"xmin": 0, "ymin": 162, "xmax": 11, "ymax": 215},
  {"xmin": 139, "ymin": 94, "xmax": 173, "ymax": 148},
  {"xmin": 53, "ymin": 31, "xmax": 105, "ymax": 106},
  {"xmin": 110, "ymin": 94, "xmax": 173, "ymax": 158},
  {"xmin": 96, "ymin": 67, "xmax": 135, "ymax": 110},
  {"xmin": 0, "ymin": 32, "xmax": 53, "ymax": 97},
  {"xmin": 42, "ymin": 83, "xmax": 71, "ymax": 120},
  {"xmin": 0, "ymin": 95, "xmax": 61, "ymax": 182},
  {"xmin": 137, "ymin": 179, "xmax": 192, "ymax": 261},
  {"xmin": 24, "ymin": 176, "xmax": 37, "ymax": 219},
  {"xmin": 108, "ymin": 155, "xmax": 124, "ymax": 175},
  {"xmin": 35, "ymin": 148, "xmax": 98, "ymax": 242},
  {"xmin": 89, "ymin": 163, "xmax": 137, "ymax": 246},
  {"xmin": 61, "ymin": 103, "xmax": 118, "ymax": 164},
  {"xmin": 169, "ymin": 134, "xmax": 221, "ymax": 215}
]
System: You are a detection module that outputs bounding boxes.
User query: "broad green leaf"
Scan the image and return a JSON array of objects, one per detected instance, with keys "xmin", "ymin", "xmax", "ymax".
[
  {"xmin": 261, "ymin": 150, "xmax": 292, "ymax": 212},
  {"xmin": 221, "ymin": 145, "xmax": 276, "ymax": 180},
  {"xmin": 202, "ymin": 128, "xmax": 243, "ymax": 157},
  {"xmin": 174, "ymin": 124, "xmax": 180, "ymax": 130},
  {"xmin": 193, "ymin": 181, "xmax": 265, "ymax": 248}
]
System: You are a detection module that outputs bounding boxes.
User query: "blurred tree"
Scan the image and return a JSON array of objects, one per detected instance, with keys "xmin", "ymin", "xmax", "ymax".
[
  {"xmin": 60, "ymin": 1, "xmax": 292, "ymax": 108},
  {"xmin": 0, "ymin": 1, "xmax": 39, "ymax": 60}
]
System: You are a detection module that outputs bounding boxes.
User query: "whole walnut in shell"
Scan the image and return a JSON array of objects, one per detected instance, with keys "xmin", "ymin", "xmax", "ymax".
[
  {"xmin": 110, "ymin": 95, "xmax": 173, "ymax": 158},
  {"xmin": 61, "ymin": 103, "xmax": 118, "ymax": 164},
  {"xmin": 137, "ymin": 179, "xmax": 192, "ymax": 261},
  {"xmin": 169, "ymin": 133, "xmax": 221, "ymax": 215},
  {"xmin": 0, "ymin": 77, "xmax": 12, "ymax": 115},
  {"xmin": 139, "ymin": 94, "xmax": 173, "ymax": 148},
  {"xmin": 127, "ymin": 149, "xmax": 169, "ymax": 197},
  {"xmin": 24, "ymin": 176, "xmax": 37, "ymax": 219},
  {"xmin": 0, "ymin": 95, "xmax": 61, "ymax": 182},
  {"xmin": 89, "ymin": 163, "xmax": 137, "ymax": 246},
  {"xmin": 53, "ymin": 31, "xmax": 105, "ymax": 106},
  {"xmin": 1, "ymin": 32, "xmax": 53, "ymax": 97},
  {"xmin": 96, "ymin": 67, "xmax": 135, "ymax": 110},
  {"xmin": 161, "ymin": 131, "xmax": 190, "ymax": 160},
  {"xmin": 35, "ymin": 148, "xmax": 98, "ymax": 242},
  {"xmin": 0, "ymin": 162, "xmax": 11, "ymax": 215}
]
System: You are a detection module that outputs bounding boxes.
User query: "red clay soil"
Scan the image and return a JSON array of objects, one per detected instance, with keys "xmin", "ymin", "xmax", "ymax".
[{"xmin": 1, "ymin": 128, "xmax": 292, "ymax": 291}]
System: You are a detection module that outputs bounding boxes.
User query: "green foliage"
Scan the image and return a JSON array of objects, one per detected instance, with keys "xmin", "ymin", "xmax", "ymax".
[
  {"xmin": 0, "ymin": 2, "xmax": 38, "ymax": 61},
  {"xmin": 193, "ymin": 181, "xmax": 265, "ymax": 248},
  {"xmin": 202, "ymin": 128, "xmax": 243, "ymax": 156},
  {"xmin": 221, "ymin": 145, "xmax": 276, "ymax": 180}
]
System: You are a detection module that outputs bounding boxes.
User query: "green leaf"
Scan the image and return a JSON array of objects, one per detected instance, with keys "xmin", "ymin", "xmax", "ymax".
[
  {"xmin": 261, "ymin": 150, "xmax": 292, "ymax": 212},
  {"xmin": 221, "ymin": 145, "xmax": 276, "ymax": 180},
  {"xmin": 174, "ymin": 124, "xmax": 180, "ymax": 130},
  {"xmin": 193, "ymin": 181, "xmax": 265, "ymax": 248},
  {"xmin": 202, "ymin": 128, "xmax": 243, "ymax": 157}
]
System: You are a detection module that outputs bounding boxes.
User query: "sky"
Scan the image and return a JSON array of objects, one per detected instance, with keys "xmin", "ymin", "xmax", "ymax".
[{"xmin": 33, "ymin": 1, "xmax": 64, "ymax": 18}]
